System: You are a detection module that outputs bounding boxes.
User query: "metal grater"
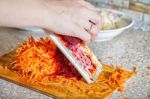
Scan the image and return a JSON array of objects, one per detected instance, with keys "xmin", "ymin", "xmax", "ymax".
[{"xmin": 47, "ymin": 32, "xmax": 102, "ymax": 84}]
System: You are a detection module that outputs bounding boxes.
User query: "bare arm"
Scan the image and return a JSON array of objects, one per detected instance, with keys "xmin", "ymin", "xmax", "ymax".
[
  {"xmin": 0, "ymin": 0, "xmax": 101, "ymax": 43},
  {"xmin": 0, "ymin": 0, "xmax": 46, "ymax": 27}
]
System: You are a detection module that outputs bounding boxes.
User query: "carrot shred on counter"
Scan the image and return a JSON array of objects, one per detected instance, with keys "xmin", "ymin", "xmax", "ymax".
[
  {"xmin": 12, "ymin": 36, "xmax": 81, "ymax": 82},
  {"xmin": 118, "ymin": 85, "xmax": 125, "ymax": 93},
  {"xmin": 147, "ymin": 66, "xmax": 150, "ymax": 70},
  {"xmin": 133, "ymin": 67, "xmax": 138, "ymax": 74},
  {"xmin": 124, "ymin": 96, "xmax": 130, "ymax": 99},
  {"xmin": 106, "ymin": 67, "xmax": 131, "ymax": 87}
]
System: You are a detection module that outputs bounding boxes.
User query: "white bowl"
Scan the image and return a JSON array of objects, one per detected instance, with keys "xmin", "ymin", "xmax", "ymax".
[{"xmin": 94, "ymin": 8, "xmax": 134, "ymax": 42}]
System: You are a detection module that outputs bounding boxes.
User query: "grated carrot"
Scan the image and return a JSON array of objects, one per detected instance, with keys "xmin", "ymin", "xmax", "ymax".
[
  {"xmin": 12, "ymin": 36, "xmax": 81, "ymax": 83},
  {"xmin": 11, "ymin": 36, "xmax": 133, "ymax": 96}
]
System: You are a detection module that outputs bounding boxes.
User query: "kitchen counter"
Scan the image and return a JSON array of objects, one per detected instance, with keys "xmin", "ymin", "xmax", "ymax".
[{"xmin": 0, "ymin": 27, "xmax": 150, "ymax": 99}]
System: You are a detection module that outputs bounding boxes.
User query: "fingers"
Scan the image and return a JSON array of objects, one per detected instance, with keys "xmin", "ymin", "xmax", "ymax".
[
  {"xmin": 44, "ymin": 0, "xmax": 101, "ymax": 43},
  {"xmin": 73, "ymin": 22, "xmax": 100, "ymax": 43},
  {"xmin": 83, "ymin": 14, "xmax": 100, "ymax": 37},
  {"xmin": 75, "ymin": 19, "xmax": 99, "ymax": 39},
  {"xmin": 88, "ymin": 11, "xmax": 100, "ymax": 26},
  {"xmin": 90, "ymin": 25, "xmax": 100, "ymax": 35},
  {"xmin": 74, "ymin": 13, "xmax": 100, "ymax": 41},
  {"xmin": 71, "ymin": 26, "xmax": 92, "ymax": 43},
  {"xmin": 78, "ymin": 0, "xmax": 100, "ymax": 25},
  {"xmin": 78, "ymin": 7, "xmax": 100, "ymax": 27},
  {"xmin": 85, "ymin": 11, "xmax": 101, "ymax": 37},
  {"xmin": 89, "ymin": 25, "xmax": 100, "ymax": 40},
  {"xmin": 76, "ymin": 19, "xmax": 92, "ymax": 32}
]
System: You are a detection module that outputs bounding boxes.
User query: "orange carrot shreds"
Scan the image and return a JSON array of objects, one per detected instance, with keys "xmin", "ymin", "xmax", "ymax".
[
  {"xmin": 124, "ymin": 96, "xmax": 130, "ymax": 99},
  {"xmin": 133, "ymin": 67, "xmax": 138, "ymax": 74},
  {"xmin": 12, "ymin": 36, "xmax": 58, "ymax": 82},
  {"xmin": 118, "ymin": 85, "xmax": 125, "ymax": 93},
  {"xmin": 10, "ymin": 36, "xmax": 134, "ymax": 97},
  {"xmin": 12, "ymin": 36, "xmax": 81, "ymax": 83},
  {"xmin": 105, "ymin": 67, "xmax": 132, "ymax": 87}
]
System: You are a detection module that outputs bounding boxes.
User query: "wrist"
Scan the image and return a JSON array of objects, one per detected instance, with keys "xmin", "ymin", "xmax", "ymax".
[
  {"xmin": 37, "ymin": 0, "xmax": 55, "ymax": 29},
  {"xmin": 29, "ymin": 0, "xmax": 50, "ymax": 28}
]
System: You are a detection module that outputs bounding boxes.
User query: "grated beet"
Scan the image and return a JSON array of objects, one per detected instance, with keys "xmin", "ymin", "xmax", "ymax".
[
  {"xmin": 60, "ymin": 36, "xmax": 95, "ymax": 73},
  {"xmin": 55, "ymin": 49, "xmax": 82, "ymax": 79}
]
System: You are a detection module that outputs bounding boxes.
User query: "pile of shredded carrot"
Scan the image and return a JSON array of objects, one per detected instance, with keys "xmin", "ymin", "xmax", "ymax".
[
  {"xmin": 12, "ymin": 36, "xmax": 133, "ymax": 95},
  {"xmin": 12, "ymin": 36, "xmax": 81, "ymax": 82}
]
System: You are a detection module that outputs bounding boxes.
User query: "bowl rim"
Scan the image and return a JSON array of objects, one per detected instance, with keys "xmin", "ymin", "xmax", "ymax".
[{"xmin": 97, "ymin": 8, "xmax": 134, "ymax": 33}]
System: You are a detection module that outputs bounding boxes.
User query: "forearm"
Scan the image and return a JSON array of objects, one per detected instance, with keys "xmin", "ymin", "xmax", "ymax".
[{"xmin": 0, "ymin": 0, "xmax": 47, "ymax": 28}]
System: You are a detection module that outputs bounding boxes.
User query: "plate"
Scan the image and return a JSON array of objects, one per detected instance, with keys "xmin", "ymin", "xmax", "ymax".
[{"xmin": 95, "ymin": 8, "xmax": 134, "ymax": 42}]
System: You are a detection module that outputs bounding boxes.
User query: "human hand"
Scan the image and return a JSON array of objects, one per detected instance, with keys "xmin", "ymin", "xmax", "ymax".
[
  {"xmin": 0, "ymin": 0, "xmax": 101, "ymax": 43},
  {"xmin": 41, "ymin": 0, "xmax": 101, "ymax": 43}
]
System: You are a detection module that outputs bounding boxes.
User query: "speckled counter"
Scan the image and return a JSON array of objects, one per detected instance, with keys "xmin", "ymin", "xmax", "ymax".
[{"xmin": 0, "ymin": 27, "xmax": 150, "ymax": 99}]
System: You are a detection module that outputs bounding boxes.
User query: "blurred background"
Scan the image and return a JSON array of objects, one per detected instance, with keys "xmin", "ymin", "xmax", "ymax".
[{"xmin": 86, "ymin": 0, "xmax": 150, "ymax": 32}]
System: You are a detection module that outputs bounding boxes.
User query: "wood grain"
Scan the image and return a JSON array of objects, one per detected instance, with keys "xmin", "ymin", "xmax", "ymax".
[{"xmin": 0, "ymin": 51, "xmax": 133, "ymax": 99}]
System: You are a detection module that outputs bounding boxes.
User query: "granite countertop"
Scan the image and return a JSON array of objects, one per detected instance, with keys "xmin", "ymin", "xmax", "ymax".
[{"xmin": 0, "ymin": 27, "xmax": 150, "ymax": 99}]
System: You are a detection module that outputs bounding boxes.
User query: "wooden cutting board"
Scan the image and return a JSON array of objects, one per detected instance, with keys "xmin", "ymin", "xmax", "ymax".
[{"xmin": 0, "ymin": 51, "xmax": 134, "ymax": 99}]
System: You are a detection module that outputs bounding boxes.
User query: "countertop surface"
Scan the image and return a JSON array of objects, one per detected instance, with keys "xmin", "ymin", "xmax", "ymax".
[{"xmin": 0, "ymin": 27, "xmax": 150, "ymax": 99}]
